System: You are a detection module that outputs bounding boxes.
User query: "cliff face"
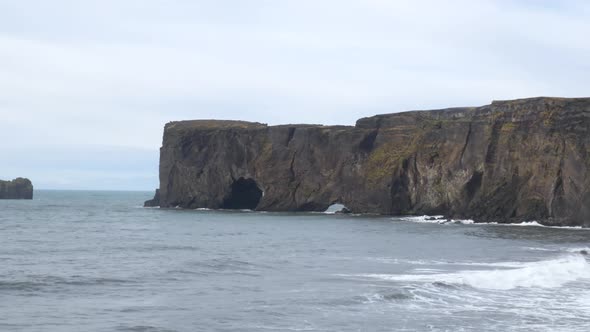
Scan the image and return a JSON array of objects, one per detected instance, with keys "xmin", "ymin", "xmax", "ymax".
[
  {"xmin": 147, "ymin": 97, "xmax": 590, "ymax": 227},
  {"xmin": 0, "ymin": 178, "xmax": 33, "ymax": 199}
]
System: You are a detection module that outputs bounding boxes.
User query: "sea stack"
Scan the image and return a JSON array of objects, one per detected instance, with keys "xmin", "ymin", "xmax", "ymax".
[
  {"xmin": 146, "ymin": 97, "xmax": 590, "ymax": 227},
  {"xmin": 0, "ymin": 178, "xmax": 34, "ymax": 199}
]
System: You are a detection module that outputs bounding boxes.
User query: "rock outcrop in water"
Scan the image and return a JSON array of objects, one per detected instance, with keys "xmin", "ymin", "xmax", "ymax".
[
  {"xmin": 144, "ymin": 189, "xmax": 160, "ymax": 207},
  {"xmin": 0, "ymin": 178, "xmax": 33, "ymax": 199},
  {"xmin": 146, "ymin": 97, "xmax": 590, "ymax": 227}
]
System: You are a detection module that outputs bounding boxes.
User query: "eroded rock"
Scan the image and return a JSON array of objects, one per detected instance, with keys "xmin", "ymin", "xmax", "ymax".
[
  {"xmin": 0, "ymin": 178, "xmax": 33, "ymax": 199},
  {"xmin": 145, "ymin": 97, "xmax": 590, "ymax": 227}
]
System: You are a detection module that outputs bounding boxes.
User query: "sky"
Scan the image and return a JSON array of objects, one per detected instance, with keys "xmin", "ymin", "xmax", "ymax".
[{"xmin": 1, "ymin": 0, "xmax": 589, "ymax": 190}]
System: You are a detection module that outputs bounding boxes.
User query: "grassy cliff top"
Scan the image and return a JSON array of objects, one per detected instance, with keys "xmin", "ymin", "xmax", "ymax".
[{"xmin": 165, "ymin": 97, "xmax": 590, "ymax": 132}]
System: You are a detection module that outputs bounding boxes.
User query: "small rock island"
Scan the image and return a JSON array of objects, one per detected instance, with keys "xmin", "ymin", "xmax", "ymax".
[
  {"xmin": 0, "ymin": 178, "xmax": 33, "ymax": 199},
  {"xmin": 146, "ymin": 97, "xmax": 590, "ymax": 227}
]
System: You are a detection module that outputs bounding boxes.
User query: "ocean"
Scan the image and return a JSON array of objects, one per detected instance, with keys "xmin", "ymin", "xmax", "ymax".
[{"xmin": 1, "ymin": 190, "xmax": 589, "ymax": 331}]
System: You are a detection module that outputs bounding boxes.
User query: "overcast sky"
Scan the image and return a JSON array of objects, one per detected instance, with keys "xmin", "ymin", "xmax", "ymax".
[{"xmin": 1, "ymin": 0, "xmax": 589, "ymax": 190}]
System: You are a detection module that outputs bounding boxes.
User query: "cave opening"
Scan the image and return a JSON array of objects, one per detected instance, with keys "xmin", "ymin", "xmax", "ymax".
[{"xmin": 221, "ymin": 177, "xmax": 263, "ymax": 210}]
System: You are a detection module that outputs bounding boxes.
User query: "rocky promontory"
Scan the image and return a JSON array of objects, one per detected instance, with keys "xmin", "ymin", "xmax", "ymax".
[
  {"xmin": 0, "ymin": 178, "xmax": 33, "ymax": 199},
  {"xmin": 146, "ymin": 97, "xmax": 590, "ymax": 227}
]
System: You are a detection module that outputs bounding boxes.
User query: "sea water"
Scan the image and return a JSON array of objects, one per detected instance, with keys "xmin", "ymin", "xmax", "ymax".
[{"xmin": 1, "ymin": 190, "xmax": 589, "ymax": 331}]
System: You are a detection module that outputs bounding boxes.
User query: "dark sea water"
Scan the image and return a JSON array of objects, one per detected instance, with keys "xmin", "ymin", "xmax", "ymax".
[{"xmin": 1, "ymin": 191, "xmax": 590, "ymax": 331}]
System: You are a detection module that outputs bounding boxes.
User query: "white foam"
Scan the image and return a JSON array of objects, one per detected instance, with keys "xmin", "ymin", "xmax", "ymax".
[
  {"xmin": 398, "ymin": 216, "xmax": 587, "ymax": 229},
  {"xmin": 349, "ymin": 255, "xmax": 590, "ymax": 290},
  {"xmin": 454, "ymin": 219, "xmax": 475, "ymax": 224},
  {"xmin": 565, "ymin": 247, "xmax": 590, "ymax": 253},
  {"xmin": 523, "ymin": 246, "xmax": 556, "ymax": 252},
  {"xmin": 369, "ymin": 257, "xmax": 524, "ymax": 268},
  {"xmin": 398, "ymin": 215, "xmax": 474, "ymax": 225},
  {"xmin": 501, "ymin": 221, "xmax": 568, "ymax": 228},
  {"xmin": 399, "ymin": 215, "xmax": 447, "ymax": 224},
  {"xmin": 512, "ymin": 221, "xmax": 543, "ymax": 226},
  {"xmin": 493, "ymin": 221, "xmax": 587, "ymax": 230}
]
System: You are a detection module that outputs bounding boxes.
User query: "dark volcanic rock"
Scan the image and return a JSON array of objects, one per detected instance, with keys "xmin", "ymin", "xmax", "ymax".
[
  {"xmin": 146, "ymin": 97, "xmax": 590, "ymax": 227},
  {"xmin": 0, "ymin": 178, "xmax": 33, "ymax": 199},
  {"xmin": 336, "ymin": 207, "xmax": 352, "ymax": 214},
  {"xmin": 144, "ymin": 189, "xmax": 160, "ymax": 207}
]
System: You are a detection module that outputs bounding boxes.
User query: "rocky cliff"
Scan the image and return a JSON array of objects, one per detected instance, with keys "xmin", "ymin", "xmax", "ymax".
[
  {"xmin": 146, "ymin": 97, "xmax": 590, "ymax": 227},
  {"xmin": 0, "ymin": 178, "xmax": 33, "ymax": 199}
]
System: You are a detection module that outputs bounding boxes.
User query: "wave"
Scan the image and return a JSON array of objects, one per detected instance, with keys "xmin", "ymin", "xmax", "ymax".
[
  {"xmin": 177, "ymin": 258, "xmax": 269, "ymax": 277},
  {"xmin": 566, "ymin": 247, "xmax": 590, "ymax": 254},
  {"xmin": 398, "ymin": 216, "xmax": 587, "ymax": 229},
  {"xmin": 398, "ymin": 216, "xmax": 474, "ymax": 225},
  {"xmin": 525, "ymin": 246, "xmax": 590, "ymax": 254},
  {"xmin": 0, "ymin": 276, "xmax": 134, "ymax": 292},
  {"xmin": 343, "ymin": 255, "xmax": 590, "ymax": 290},
  {"xmin": 0, "ymin": 281, "xmax": 45, "ymax": 292},
  {"xmin": 116, "ymin": 325, "xmax": 173, "ymax": 332},
  {"xmin": 497, "ymin": 221, "xmax": 584, "ymax": 229},
  {"xmin": 358, "ymin": 292, "xmax": 414, "ymax": 303},
  {"xmin": 399, "ymin": 215, "xmax": 445, "ymax": 224},
  {"xmin": 523, "ymin": 246, "xmax": 556, "ymax": 252},
  {"xmin": 368, "ymin": 257, "xmax": 525, "ymax": 268},
  {"xmin": 193, "ymin": 207, "xmax": 254, "ymax": 212}
]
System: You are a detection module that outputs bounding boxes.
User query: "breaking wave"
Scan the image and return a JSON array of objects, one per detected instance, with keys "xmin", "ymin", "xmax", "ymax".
[
  {"xmin": 399, "ymin": 216, "xmax": 474, "ymax": 225},
  {"xmin": 498, "ymin": 221, "xmax": 584, "ymax": 229},
  {"xmin": 398, "ymin": 216, "xmax": 587, "ymax": 229},
  {"xmin": 344, "ymin": 255, "xmax": 590, "ymax": 290}
]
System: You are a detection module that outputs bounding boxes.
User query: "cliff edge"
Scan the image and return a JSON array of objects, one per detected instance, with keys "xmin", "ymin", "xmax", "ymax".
[
  {"xmin": 146, "ymin": 97, "xmax": 590, "ymax": 227},
  {"xmin": 0, "ymin": 178, "xmax": 33, "ymax": 199}
]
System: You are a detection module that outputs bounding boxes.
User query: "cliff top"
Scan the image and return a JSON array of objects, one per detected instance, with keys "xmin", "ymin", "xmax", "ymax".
[
  {"xmin": 491, "ymin": 96, "xmax": 590, "ymax": 105},
  {"xmin": 165, "ymin": 97, "xmax": 590, "ymax": 131},
  {"xmin": 0, "ymin": 177, "xmax": 32, "ymax": 185},
  {"xmin": 356, "ymin": 97, "xmax": 590, "ymax": 128},
  {"xmin": 165, "ymin": 120, "xmax": 268, "ymax": 131}
]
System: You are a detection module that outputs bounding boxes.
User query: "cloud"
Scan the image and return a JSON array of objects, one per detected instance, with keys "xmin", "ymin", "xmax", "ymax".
[{"xmin": 0, "ymin": 0, "xmax": 588, "ymax": 189}]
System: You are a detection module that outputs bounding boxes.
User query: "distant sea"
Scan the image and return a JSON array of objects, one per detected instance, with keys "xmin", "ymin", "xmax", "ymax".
[{"xmin": 1, "ymin": 190, "xmax": 590, "ymax": 331}]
